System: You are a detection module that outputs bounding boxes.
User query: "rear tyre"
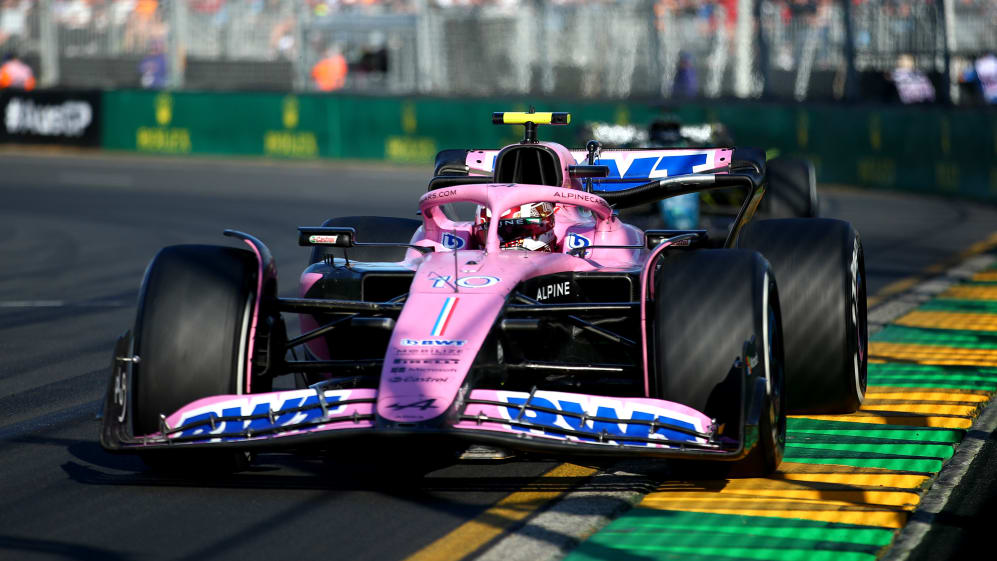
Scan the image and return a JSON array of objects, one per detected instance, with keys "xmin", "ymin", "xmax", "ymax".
[
  {"xmin": 309, "ymin": 216, "xmax": 422, "ymax": 264},
  {"xmin": 765, "ymin": 156, "xmax": 819, "ymax": 218},
  {"xmin": 132, "ymin": 245, "xmax": 259, "ymax": 472},
  {"xmin": 652, "ymin": 249, "xmax": 785, "ymax": 477},
  {"xmin": 737, "ymin": 218, "xmax": 867, "ymax": 413}
]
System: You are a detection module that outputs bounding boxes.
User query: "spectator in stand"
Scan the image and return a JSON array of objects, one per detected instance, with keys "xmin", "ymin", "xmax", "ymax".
[
  {"xmin": 0, "ymin": 51, "xmax": 35, "ymax": 90},
  {"xmin": 0, "ymin": 0, "xmax": 31, "ymax": 51},
  {"xmin": 139, "ymin": 39, "xmax": 168, "ymax": 89},
  {"xmin": 889, "ymin": 54, "xmax": 935, "ymax": 104},
  {"xmin": 311, "ymin": 45, "xmax": 348, "ymax": 91},
  {"xmin": 672, "ymin": 50, "xmax": 698, "ymax": 98},
  {"xmin": 961, "ymin": 53, "xmax": 997, "ymax": 105},
  {"xmin": 124, "ymin": 0, "xmax": 165, "ymax": 52},
  {"xmin": 269, "ymin": 13, "xmax": 296, "ymax": 60}
]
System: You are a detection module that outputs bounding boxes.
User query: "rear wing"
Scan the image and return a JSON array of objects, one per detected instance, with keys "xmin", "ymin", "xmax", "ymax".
[
  {"xmin": 431, "ymin": 146, "xmax": 767, "ymax": 248},
  {"xmin": 434, "ymin": 147, "xmax": 764, "ymax": 192},
  {"xmin": 454, "ymin": 147, "xmax": 734, "ymax": 191}
]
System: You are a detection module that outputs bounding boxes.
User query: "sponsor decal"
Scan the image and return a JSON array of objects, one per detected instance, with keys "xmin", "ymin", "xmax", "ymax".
[
  {"xmin": 387, "ymin": 398, "xmax": 437, "ymax": 411},
  {"xmin": 308, "ymin": 235, "xmax": 339, "ymax": 244},
  {"xmin": 396, "ymin": 347, "xmax": 463, "ymax": 355},
  {"xmin": 176, "ymin": 392, "xmax": 347, "ymax": 439},
  {"xmin": 401, "ymin": 338, "xmax": 466, "ymax": 346},
  {"xmin": 389, "ymin": 376, "xmax": 450, "ymax": 383},
  {"xmin": 263, "ymin": 96, "xmax": 319, "ymax": 158},
  {"xmin": 552, "ymin": 191, "xmax": 608, "ymax": 207},
  {"xmin": 423, "ymin": 188, "xmax": 458, "ymax": 201},
  {"xmin": 112, "ymin": 366, "xmax": 128, "ymax": 423},
  {"xmin": 580, "ymin": 154, "xmax": 710, "ymax": 179},
  {"xmin": 565, "ymin": 233, "xmax": 591, "ymax": 250},
  {"xmin": 394, "ymin": 358, "xmax": 460, "ymax": 365},
  {"xmin": 384, "ymin": 102, "xmax": 437, "ymax": 163},
  {"xmin": 4, "ymin": 97, "xmax": 93, "ymax": 137},
  {"xmin": 571, "ymin": 152, "xmax": 714, "ymax": 191},
  {"xmin": 431, "ymin": 296, "xmax": 459, "ymax": 336},
  {"xmin": 137, "ymin": 93, "xmax": 192, "ymax": 154},
  {"xmin": 536, "ymin": 281, "xmax": 571, "ymax": 301},
  {"xmin": 430, "ymin": 275, "xmax": 501, "ymax": 289},
  {"xmin": 386, "ymin": 136, "xmax": 437, "ymax": 164},
  {"xmin": 498, "ymin": 393, "xmax": 699, "ymax": 446},
  {"xmin": 441, "ymin": 232, "xmax": 465, "ymax": 250}
]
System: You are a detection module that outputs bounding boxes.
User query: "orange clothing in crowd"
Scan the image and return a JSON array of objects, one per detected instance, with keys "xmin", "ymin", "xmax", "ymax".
[
  {"xmin": 311, "ymin": 53, "xmax": 347, "ymax": 91},
  {"xmin": 135, "ymin": 0, "xmax": 159, "ymax": 21},
  {"xmin": 0, "ymin": 58, "xmax": 35, "ymax": 90}
]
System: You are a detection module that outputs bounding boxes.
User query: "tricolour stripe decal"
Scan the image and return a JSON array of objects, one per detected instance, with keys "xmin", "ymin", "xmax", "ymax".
[{"xmin": 431, "ymin": 296, "xmax": 458, "ymax": 337}]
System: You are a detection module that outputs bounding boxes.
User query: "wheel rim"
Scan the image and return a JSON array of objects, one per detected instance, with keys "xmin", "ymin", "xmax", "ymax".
[
  {"xmin": 235, "ymin": 292, "xmax": 253, "ymax": 395},
  {"xmin": 849, "ymin": 239, "xmax": 868, "ymax": 404},
  {"xmin": 767, "ymin": 286, "xmax": 786, "ymax": 452},
  {"xmin": 763, "ymin": 275, "xmax": 786, "ymax": 457}
]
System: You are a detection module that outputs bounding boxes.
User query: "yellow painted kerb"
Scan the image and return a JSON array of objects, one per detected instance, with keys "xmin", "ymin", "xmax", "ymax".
[{"xmin": 403, "ymin": 463, "xmax": 596, "ymax": 561}]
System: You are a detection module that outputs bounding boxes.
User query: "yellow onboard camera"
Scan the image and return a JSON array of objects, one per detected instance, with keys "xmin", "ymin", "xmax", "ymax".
[{"xmin": 492, "ymin": 110, "xmax": 571, "ymax": 143}]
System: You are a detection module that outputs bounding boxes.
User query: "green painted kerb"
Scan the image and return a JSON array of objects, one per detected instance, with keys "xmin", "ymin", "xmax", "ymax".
[
  {"xmin": 873, "ymin": 326, "xmax": 997, "ymax": 349},
  {"xmin": 564, "ymin": 510, "xmax": 895, "ymax": 561},
  {"xmin": 919, "ymin": 299, "xmax": 997, "ymax": 313},
  {"xmin": 562, "ymin": 257, "xmax": 997, "ymax": 561}
]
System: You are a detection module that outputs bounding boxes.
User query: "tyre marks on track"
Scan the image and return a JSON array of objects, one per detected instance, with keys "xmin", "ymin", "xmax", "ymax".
[{"xmin": 562, "ymin": 253, "xmax": 997, "ymax": 560}]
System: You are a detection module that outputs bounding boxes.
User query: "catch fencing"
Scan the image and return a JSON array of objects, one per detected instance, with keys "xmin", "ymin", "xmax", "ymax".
[{"xmin": 0, "ymin": 1, "xmax": 995, "ymax": 102}]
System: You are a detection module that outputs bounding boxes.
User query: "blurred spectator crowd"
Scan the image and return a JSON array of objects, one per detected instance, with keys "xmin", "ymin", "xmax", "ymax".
[{"xmin": 0, "ymin": 0, "xmax": 994, "ymax": 104}]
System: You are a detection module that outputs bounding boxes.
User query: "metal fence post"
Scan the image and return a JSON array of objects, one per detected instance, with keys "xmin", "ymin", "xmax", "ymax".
[
  {"xmin": 293, "ymin": 2, "xmax": 308, "ymax": 92},
  {"xmin": 167, "ymin": 0, "xmax": 187, "ymax": 89},
  {"xmin": 840, "ymin": 0, "xmax": 858, "ymax": 100},
  {"xmin": 414, "ymin": 0, "xmax": 434, "ymax": 94},
  {"xmin": 733, "ymin": 0, "xmax": 753, "ymax": 98},
  {"xmin": 37, "ymin": 0, "xmax": 59, "ymax": 87},
  {"xmin": 942, "ymin": 0, "xmax": 957, "ymax": 104}
]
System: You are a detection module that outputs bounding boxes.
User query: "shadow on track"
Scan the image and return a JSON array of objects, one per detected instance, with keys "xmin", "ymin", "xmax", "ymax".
[{"xmin": 0, "ymin": 535, "xmax": 136, "ymax": 561}]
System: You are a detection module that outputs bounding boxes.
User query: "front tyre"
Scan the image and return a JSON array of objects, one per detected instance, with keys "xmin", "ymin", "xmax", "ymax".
[
  {"xmin": 131, "ymin": 245, "xmax": 259, "ymax": 472},
  {"xmin": 651, "ymin": 249, "xmax": 785, "ymax": 477}
]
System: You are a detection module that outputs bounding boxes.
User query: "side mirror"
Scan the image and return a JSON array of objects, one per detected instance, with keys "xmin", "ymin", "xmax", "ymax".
[{"xmin": 297, "ymin": 227, "xmax": 355, "ymax": 247}]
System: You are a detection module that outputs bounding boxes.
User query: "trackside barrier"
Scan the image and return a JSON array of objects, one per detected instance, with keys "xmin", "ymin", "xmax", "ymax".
[
  {"xmin": 95, "ymin": 90, "xmax": 997, "ymax": 203},
  {"xmin": 1, "ymin": 89, "xmax": 102, "ymax": 147}
]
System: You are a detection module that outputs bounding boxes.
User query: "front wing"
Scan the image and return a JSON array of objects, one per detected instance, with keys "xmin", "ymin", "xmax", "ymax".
[{"xmin": 102, "ymin": 375, "xmax": 756, "ymax": 460}]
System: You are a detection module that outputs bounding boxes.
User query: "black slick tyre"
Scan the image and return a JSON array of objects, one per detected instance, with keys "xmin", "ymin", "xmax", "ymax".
[
  {"xmin": 132, "ymin": 245, "xmax": 259, "ymax": 472},
  {"xmin": 737, "ymin": 218, "xmax": 867, "ymax": 414},
  {"xmin": 309, "ymin": 216, "xmax": 422, "ymax": 264},
  {"xmin": 651, "ymin": 249, "xmax": 786, "ymax": 477},
  {"xmin": 765, "ymin": 156, "xmax": 819, "ymax": 218}
]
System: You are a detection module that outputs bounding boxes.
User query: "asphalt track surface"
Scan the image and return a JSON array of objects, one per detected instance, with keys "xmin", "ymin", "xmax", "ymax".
[{"xmin": 1, "ymin": 151, "xmax": 995, "ymax": 561}]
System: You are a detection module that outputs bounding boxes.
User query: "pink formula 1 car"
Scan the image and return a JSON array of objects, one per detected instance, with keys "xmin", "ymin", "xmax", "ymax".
[{"xmin": 101, "ymin": 111, "xmax": 867, "ymax": 477}]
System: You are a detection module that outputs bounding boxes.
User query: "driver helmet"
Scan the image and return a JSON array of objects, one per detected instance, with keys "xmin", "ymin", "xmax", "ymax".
[{"xmin": 472, "ymin": 202, "xmax": 557, "ymax": 251}]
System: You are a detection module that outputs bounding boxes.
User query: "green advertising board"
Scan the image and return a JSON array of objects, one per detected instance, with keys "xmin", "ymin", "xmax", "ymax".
[
  {"xmin": 675, "ymin": 103, "xmax": 997, "ymax": 201},
  {"xmin": 100, "ymin": 90, "xmax": 997, "ymax": 202},
  {"xmin": 102, "ymin": 90, "xmax": 326, "ymax": 158}
]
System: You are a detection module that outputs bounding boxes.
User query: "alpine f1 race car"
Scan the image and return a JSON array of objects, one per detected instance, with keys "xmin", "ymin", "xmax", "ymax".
[{"xmin": 101, "ymin": 110, "xmax": 867, "ymax": 477}]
